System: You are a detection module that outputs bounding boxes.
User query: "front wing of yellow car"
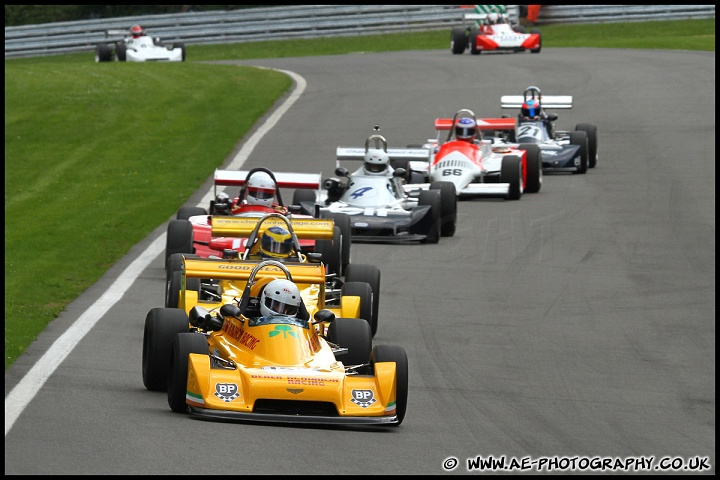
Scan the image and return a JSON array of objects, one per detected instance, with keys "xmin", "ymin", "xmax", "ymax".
[{"xmin": 184, "ymin": 351, "xmax": 400, "ymax": 425}]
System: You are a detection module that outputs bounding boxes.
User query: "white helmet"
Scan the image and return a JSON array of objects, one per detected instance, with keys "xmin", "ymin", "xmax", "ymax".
[
  {"xmin": 260, "ymin": 279, "xmax": 301, "ymax": 318},
  {"xmin": 363, "ymin": 148, "xmax": 390, "ymax": 176},
  {"xmin": 487, "ymin": 13, "xmax": 499, "ymax": 24},
  {"xmin": 245, "ymin": 171, "xmax": 276, "ymax": 207}
]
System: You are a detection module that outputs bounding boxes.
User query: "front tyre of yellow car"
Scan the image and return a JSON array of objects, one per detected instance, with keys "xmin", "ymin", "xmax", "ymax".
[
  {"xmin": 371, "ymin": 345, "xmax": 408, "ymax": 425},
  {"xmin": 142, "ymin": 307, "xmax": 189, "ymax": 392},
  {"xmin": 168, "ymin": 332, "xmax": 208, "ymax": 413}
]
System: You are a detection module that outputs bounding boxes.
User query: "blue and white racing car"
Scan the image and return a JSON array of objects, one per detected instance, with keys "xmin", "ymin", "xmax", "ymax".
[
  {"xmin": 293, "ymin": 128, "xmax": 457, "ymax": 244},
  {"xmin": 497, "ymin": 86, "xmax": 598, "ymax": 174}
]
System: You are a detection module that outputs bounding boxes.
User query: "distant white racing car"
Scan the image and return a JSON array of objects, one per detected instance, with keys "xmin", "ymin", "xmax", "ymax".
[{"xmin": 95, "ymin": 27, "xmax": 185, "ymax": 62}]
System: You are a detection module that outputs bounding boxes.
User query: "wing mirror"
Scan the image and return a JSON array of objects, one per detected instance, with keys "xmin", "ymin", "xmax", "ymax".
[
  {"xmin": 335, "ymin": 167, "xmax": 349, "ymax": 178},
  {"xmin": 547, "ymin": 113, "xmax": 558, "ymax": 121},
  {"xmin": 313, "ymin": 309, "xmax": 336, "ymax": 324},
  {"xmin": 393, "ymin": 168, "xmax": 407, "ymax": 178}
]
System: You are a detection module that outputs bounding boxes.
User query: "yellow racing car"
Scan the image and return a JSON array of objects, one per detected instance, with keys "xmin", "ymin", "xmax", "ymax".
[
  {"xmin": 165, "ymin": 213, "xmax": 382, "ymax": 335},
  {"xmin": 143, "ymin": 259, "xmax": 408, "ymax": 426}
]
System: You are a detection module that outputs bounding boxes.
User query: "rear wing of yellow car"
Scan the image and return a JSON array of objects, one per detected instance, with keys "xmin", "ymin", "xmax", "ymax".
[
  {"xmin": 182, "ymin": 257, "xmax": 327, "ymax": 284},
  {"xmin": 210, "ymin": 216, "xmax": 335, "ymax": 240},
  {"xmin": 178, "ymin": 257, "xmax": 328, "ymax": 314},
  {"xmin": 500, "ymin": 95, "xmax": 573, "ymax": 110}
]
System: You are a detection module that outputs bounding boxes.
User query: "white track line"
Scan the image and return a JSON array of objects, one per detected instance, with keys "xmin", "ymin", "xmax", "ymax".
[{"xmin": 5, "ymin": 68, "xmax": 306, "ymax": 436}]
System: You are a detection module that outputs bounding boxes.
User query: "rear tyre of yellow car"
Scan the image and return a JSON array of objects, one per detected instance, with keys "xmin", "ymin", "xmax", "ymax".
[
  {"xmin": 371, "ymin": 345, "xmax": 409, "ymax": 425},
  {"xmin": 142, "ymin": 308, "xmax": 189, "ymax": 392},
  {"xmin": 316, "ymin": 226, "xmax": 343, "ymax": 277},
  {"xmin": 165, "ymin": 219, "xmax": 194, "ymax": 270},
  {"xmin": 340, "ymin": 281, "xmax": 374, "ymax": 337},
  {"xmin": 321, "ymin": 212, "xmax": 352, "ymax": 271},
  {"xmin": 166, "ymin": 270, "xmax": 200, "ymax": 309},
  {"xmin": 168, "ymin": 332, "xmax": 208, "ymax": 413},
  {"xmin": 343, "ymin": 264, "xmax": 381, "ymax": 336},
  {"xmin": 326, "ymin": 317, "xmax": 372, "ymax": 366}
]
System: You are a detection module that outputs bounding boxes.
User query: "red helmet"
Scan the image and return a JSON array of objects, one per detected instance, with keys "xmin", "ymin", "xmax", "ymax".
[{"xmin": 130, "ymin": 25, "xmax": 144, "ymax": 38}]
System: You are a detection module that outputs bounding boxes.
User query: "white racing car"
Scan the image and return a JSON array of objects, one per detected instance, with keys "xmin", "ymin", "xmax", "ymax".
[
  {"xmin": 95, "ymin": 26, "xmax": 185, "ymax": 62},
  {"xmin": 293, "ymin": 128, "xmax": 458, "ymax": 243}
]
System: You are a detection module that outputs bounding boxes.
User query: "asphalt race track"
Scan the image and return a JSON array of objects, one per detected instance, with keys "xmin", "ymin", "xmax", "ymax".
[{"xmin": 5, "ymin": 47, "xmax": 715, "ymax": 475}]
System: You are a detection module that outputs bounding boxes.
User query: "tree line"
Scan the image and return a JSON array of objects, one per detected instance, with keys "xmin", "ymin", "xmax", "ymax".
[{"xmin": 5, "ymin": 5, "xmax": 263, "ymax": 26}]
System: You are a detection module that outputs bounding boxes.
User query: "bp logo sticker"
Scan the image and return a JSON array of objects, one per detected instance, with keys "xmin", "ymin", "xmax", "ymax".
[
  {"xmin": 351, "ymin": 389, "xmax": 376, "ymax": 408},
  {"xmin": 214, "ymin": 383, "xmax": 240, "ymax": 402}
]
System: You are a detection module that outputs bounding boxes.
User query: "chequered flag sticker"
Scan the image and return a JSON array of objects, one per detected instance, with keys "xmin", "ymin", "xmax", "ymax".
[
  {"xmin": 214, "ymin": 383, "xmax": 240, "ymax": 402},
  {"xmin": 351, "ymin": 389, "xmax": 376, "ymax": 408}
]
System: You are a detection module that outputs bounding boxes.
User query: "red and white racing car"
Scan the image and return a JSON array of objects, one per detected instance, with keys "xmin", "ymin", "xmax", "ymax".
[
  {"xmin": 451, "ymin": 10, "xmax": 541, "ymax": 55},
  {"xmin": 400, "ymin": 109, "xmax": 542, "ymax": 201},
  {"xmin": 165, "ymin": 167, "xmax": 351, "ymax": 276}
]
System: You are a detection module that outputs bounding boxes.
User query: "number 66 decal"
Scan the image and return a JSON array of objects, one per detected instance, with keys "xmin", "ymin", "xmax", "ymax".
[{"xmin": 442, "ymin": 169, "xmax": 462, "ymax": 176}]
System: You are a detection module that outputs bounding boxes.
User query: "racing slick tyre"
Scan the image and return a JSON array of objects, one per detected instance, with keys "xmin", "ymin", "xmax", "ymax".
[
  {"xmin": 530, "ymin": 29, "xmax": 542, "ymax": 53},
  {"xmin": 344, "ymin": 263, "xmax": 381, "ymax": 336},
  {"xmin": 370, "ymin": 345, "xmax": 409, "ymax": 425},
  {"xmin": 469, "ymin": 29, "xmax": 482, "ymax": 55},
  {"xmin": 569, "ymin": 130, "xmax": 589, "ymax": 175},
  {"xmin": 514, "ymin": 26, "xmax": 527, "ymax": 33},
  {"xmin": 321, "ymin": 212, "xmax": 352, "ymax": 272},
  {"xmin": 417, "ymin": 189, "xmax": 442, "ymax": 244},
  {"xmin": 168, "ymin": 332, "xmax": 208, "ymax": 413},
  {"xmin": 166, "ymin": 270, "xmax": 200, "ymax": 309},
  {"xmin": 500, "ymin": 156, "xmax": 523, "ymax": 200},
  {"xmin": 340, "ymin": 281, "xmax": 374, "ymax": 337},
  {"xmin": 575, "ymin": 123, "xmax": 598, "ymax": 168},
  {"xmin": 326, "ymin": 317, "xmax": 372, "ymax": 366},
  {"xmin": 172, "ymin": 42, "xmax": 186, "ymax": 61},
  {"xmin": 316, "ymin": 226, "xmax": 343, "ymax": 277},
  {"xmin": 292, "ymin": 188, "xmax": 316, "ymax": 208},
  {"xmin": 429, "ymin": 181, "xmax": 457, "ymax": 237},
  {"xmin": 95, "ymin": 43, "xmax": 112, "ymax": 62},
  {"xmin": 165, "ymin": 219, "xmax": 194, "ymax": 269},
  {"xmin": 450, "ymin": 27, "xmax": 467, "ymax": 54},
  {"xmin": 142, "ymin": 307, "xmax": 189, "ymax": 392},
  {"xmin": 519, "ymin": 144, "xmax": 542, "ymax": 193},
  {"xmin": 166, "ymin": 252, "xmax": 200, "ymax": 294},
  {"xmin": 115, "ymin": 42, "xmax": 127, "ymax": 61},
  {"xmin": 177, "ymin": 206, "xmax": 207, "ymax": 220}
]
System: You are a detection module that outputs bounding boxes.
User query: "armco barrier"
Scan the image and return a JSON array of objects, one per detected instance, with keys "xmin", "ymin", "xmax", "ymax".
[{"xmin": 4, "ymin": 4, "xmax": 715, "ymax": 59}]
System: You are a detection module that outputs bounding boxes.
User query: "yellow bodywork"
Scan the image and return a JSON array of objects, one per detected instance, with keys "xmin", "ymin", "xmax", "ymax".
[
  {"xmin": 184, "ymin": 320, "xmax": 399, "ymax": 419},
  {"xmin": 211, "ymin": 216, "xmax": 335, "ymax": 239},
  {"xmin": 177, "ymin": 257, "xmax": 360, "ymax": 321}
]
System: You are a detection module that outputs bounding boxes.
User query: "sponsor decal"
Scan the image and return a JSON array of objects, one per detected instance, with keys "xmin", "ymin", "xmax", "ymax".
[
  {"xmin": 350, "ymin": 186, "xmax": 374, "ymax": 199},
  {"xmin": 351, "ymin": 389, "xmax": 377, "ymax": 408},
  {"xmin": 223, "ymin": 322, "xmax": 261, "ymax": 349},
  {"xmin": 287, "ymin": 389, "xmax": 304, "ymax": 395},
  {"xmin": 214, "ymin": 383, "xmax": 240, "ymax": 402},
  {"xmin": 287, "ymin": 376, "xmax": 327, "ymax": 386},
  {"xmin": 269, "ymin": 324, "xmax": 299, "ymax": 339}
]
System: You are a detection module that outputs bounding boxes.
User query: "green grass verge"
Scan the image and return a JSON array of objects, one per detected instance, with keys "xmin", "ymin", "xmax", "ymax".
[{"xmin": 4, "ymin": 19, "xmax": 715, "ymax": 371}]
